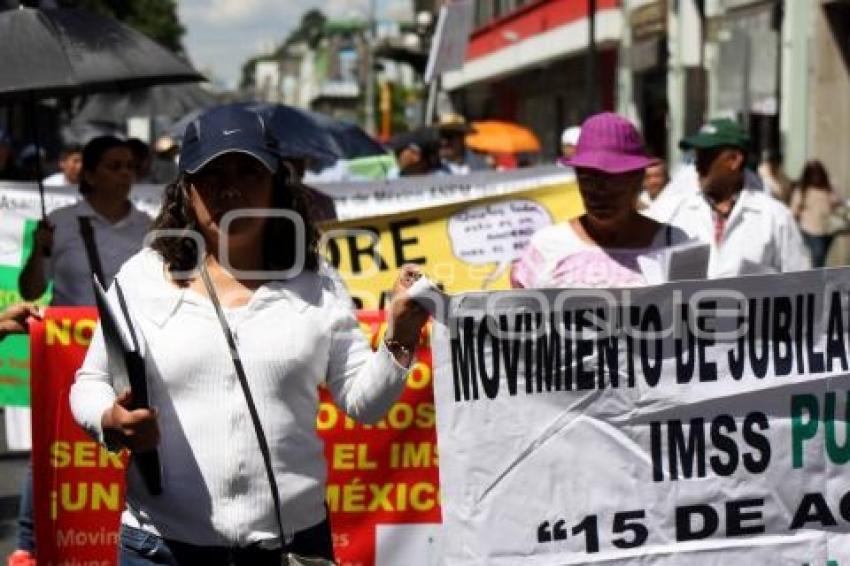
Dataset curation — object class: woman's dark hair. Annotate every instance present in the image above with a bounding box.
[79,136,129,195]
[149,165,320,281]
[799,160,831,191]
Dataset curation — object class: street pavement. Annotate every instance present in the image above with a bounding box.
[0,408,30,560]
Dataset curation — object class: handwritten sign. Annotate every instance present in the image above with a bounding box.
[447,199,551,287]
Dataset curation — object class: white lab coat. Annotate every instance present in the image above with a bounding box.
[646,164,766,223]
[667,183,811,278]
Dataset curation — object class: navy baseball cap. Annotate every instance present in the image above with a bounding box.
[179,105,279,174]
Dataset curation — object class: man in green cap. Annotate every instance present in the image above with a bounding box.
[667,118,810,277]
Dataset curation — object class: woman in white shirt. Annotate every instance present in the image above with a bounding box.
[70,106,428,565]
[790,160,842,268]
[513,113,687,289]
[19,136,150,305]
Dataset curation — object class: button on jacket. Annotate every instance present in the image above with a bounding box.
[70,249,409,547]
[668,184,811,277]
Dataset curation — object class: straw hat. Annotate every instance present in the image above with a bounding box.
[436,113,475,134]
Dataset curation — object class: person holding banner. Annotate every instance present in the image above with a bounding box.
[18,136,151,305]
[0,304,40,341]
[70,105,429,565]
[10,136,151,566]
[512,112,689,289]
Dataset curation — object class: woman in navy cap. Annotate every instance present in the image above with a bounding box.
[70,106,428,565]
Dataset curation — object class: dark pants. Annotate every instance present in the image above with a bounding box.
[16,462,35,553]
[803,232,834,268]
[118,520,334,566]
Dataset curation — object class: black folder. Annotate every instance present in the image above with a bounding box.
[92,275,162,495]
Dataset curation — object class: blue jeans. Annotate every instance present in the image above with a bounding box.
[803,232,834,268]
[119,520,334,566]
[16,462,35,553]
[118,526,279,566]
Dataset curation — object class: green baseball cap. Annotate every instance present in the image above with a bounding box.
[679,118,750,151]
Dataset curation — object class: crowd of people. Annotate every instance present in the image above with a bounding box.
[387,111,844,274]
[0,103,845,565]
[4,112,840,274]
[0,131,178,187]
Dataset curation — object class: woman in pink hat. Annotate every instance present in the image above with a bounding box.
[512,112,688,288]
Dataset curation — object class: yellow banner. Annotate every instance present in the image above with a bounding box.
[322,180,583,309]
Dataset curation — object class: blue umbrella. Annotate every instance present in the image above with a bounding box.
[304,111,387,159]
[170,103,387,171]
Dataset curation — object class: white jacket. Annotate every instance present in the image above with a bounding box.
[667,184,811,278]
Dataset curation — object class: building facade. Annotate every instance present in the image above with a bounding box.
[443,0,623,160]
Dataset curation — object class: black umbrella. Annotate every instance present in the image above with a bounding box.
[74,84,217,127]
[0,7,204,217]
[60,119,125,145]
[0,8,202,101]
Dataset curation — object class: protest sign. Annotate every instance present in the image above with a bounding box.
[431,269,850,564]
[315,165,574,220]
[30,309,439,565]
[0,212,41,406]
[323,180,582,309]
[30,307,126,565]
[322,312,441,565]
[0,181,163,219]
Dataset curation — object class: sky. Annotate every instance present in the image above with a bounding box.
[178,0,413,89]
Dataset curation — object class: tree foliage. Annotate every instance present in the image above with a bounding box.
[283,9,326,50]
[53,0,186,53]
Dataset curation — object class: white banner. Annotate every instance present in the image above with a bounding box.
[431,269,850,564]
[0,181,164,219]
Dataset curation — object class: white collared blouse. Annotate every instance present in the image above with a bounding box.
[70,248,409,546]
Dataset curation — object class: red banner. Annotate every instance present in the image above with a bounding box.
[29,308,440,565]
[30,307,127,566]
[324,312,440,565]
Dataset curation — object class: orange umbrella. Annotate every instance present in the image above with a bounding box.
[465,120,541,154]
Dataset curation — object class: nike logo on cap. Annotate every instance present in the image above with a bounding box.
[223,129,241,136]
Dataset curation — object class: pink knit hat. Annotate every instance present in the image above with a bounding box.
[563,112,655,174]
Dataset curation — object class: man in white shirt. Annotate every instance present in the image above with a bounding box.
[43,144,82,187]
[667,119,810,278]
